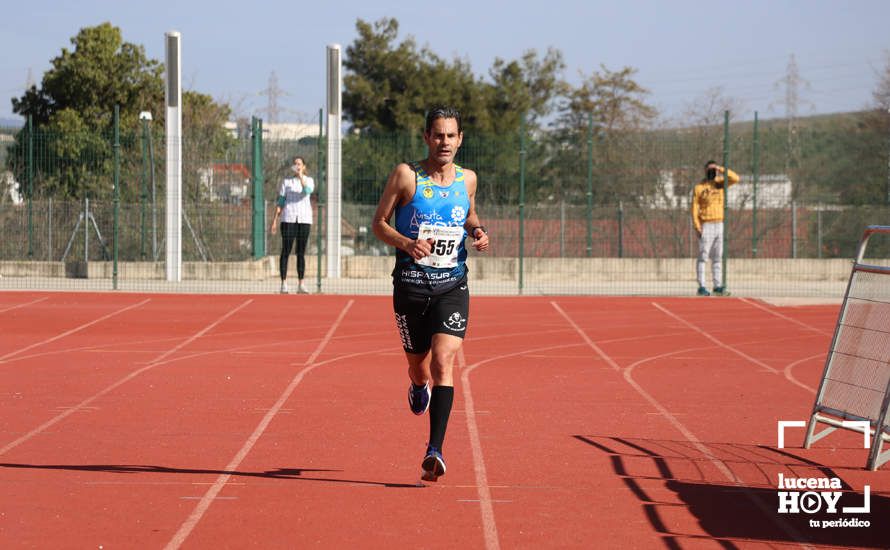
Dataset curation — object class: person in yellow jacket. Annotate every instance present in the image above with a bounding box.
[692,160,739,296]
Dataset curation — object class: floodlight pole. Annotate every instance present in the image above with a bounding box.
[165,31,182,281]
[325,44,342,278]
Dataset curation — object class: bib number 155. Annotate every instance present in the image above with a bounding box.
[417,224,463,269]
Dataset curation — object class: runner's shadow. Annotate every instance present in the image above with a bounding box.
[573,435,890,549]
[0,463,421,488]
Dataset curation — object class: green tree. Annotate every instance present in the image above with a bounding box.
[555,65,656,134]
[12,22,163,132]
[856,51,890,205]
[182,91,234,203]
[794,54,889,206]
[7,23,235,201]
[343,18,480,134]
[342,17,417,133]
[544,66,657,205]
[342,17,564,135]
[486,48,565,133]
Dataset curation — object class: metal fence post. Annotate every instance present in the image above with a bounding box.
[48,198,53,261]
[721,110,730,289]
[264,199,269,263]
[791,200,798,258]
[140,117,149,259]
[113,105,120,290]
[27,115,33,258]
[886,116,890,206]
[84,196,90,263]
[316,107,325,293]
[147,118,157,261]
[251,116,265,259]
[618,201,624,258]
[752,111,759,258]
[586,112,593,257]
[817,206,823,259]
[518,114,526,294]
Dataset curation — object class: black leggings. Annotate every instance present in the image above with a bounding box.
[280,222,311,280]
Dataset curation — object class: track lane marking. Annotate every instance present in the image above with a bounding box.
[0,296,48,314]
[651,302,780,374]
[783,354,823,394]
[462,342,584,550]
[164,299,353,550]
[656,300,829,394]
[552,301,815,550]
[0,298,151,363]
[739,298,833,337]
[0,299,251,457]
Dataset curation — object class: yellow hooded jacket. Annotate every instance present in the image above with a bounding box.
[692,168,740,233]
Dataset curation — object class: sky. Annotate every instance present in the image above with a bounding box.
[1,0,888,126]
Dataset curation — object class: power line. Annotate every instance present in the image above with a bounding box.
[258,71,288,123]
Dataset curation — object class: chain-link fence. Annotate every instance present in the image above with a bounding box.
[2,113,888,296]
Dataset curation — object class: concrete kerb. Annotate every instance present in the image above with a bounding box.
[0,257,850,302]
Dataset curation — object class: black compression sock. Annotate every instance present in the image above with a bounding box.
[428,386,454,450]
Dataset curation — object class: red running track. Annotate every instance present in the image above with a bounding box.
[0,292,887,549]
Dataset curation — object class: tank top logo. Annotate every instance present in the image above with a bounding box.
[408,209,445,231]
[422,186,434,199]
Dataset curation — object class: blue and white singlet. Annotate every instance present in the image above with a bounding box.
[392,162,470,294]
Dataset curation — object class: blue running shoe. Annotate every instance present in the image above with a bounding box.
[696,286,711,296]
[408,382,431,415]
[421,445,446,481]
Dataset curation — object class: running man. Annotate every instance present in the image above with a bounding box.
[371,106,490,481]
[692,160,739,296]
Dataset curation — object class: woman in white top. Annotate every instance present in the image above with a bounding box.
[270,156,314,294]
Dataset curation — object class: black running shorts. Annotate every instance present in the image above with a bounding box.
[392,281,470,355]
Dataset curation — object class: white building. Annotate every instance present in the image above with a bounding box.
[198,163,250,203]
[3,171,22,205]
[653,171,791,209]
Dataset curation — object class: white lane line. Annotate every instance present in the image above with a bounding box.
[783,353,823,394]
[548,302,741,484]
[460,348,500,550]
[549,302,619,372]
[552,301,814,549]
[461,341,583,550]
[0,298,151,363]
[655,301,827,395]
[164,299,353,550]
[148,301,254,366]
[0,299,252,458]
[6,326,567,367]
[0,296,48,314]
[739,297,833,336]
[651,302,780,374]
[84,481,247,486]
[617,344,742,483]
